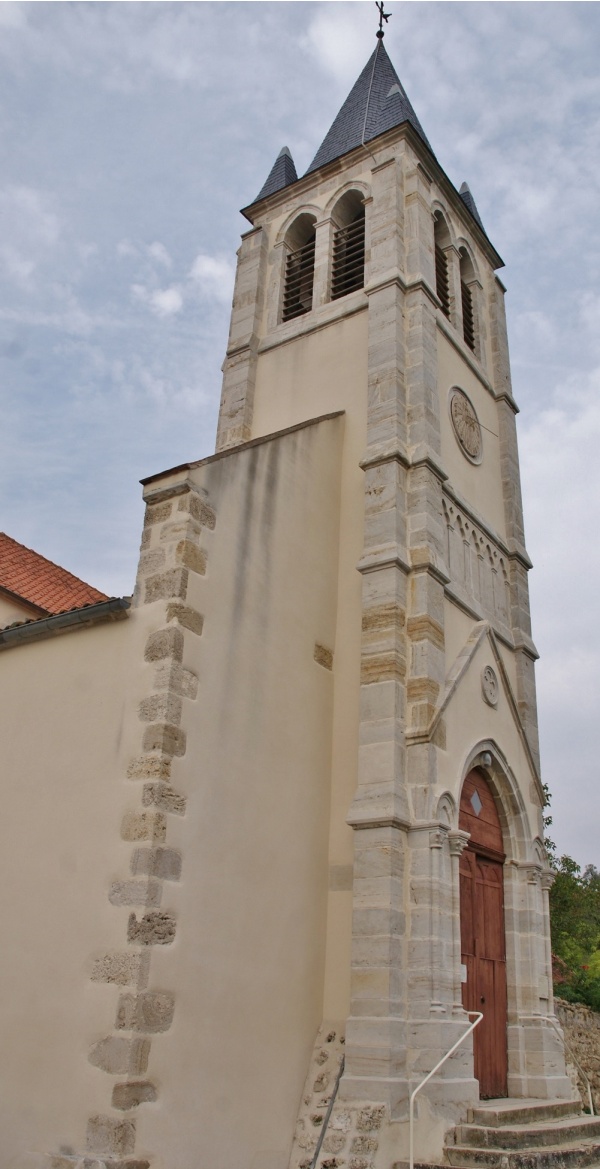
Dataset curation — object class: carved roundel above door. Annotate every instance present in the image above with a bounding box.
[449,387,483,464]
[481,665,499,707]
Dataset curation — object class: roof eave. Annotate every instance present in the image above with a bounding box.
[0,583,50,618]
[0,596,131,651]
[242,122,503,270]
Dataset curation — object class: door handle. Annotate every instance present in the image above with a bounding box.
[480,996,485,1004]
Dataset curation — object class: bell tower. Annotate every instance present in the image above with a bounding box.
[214,30,571,1169]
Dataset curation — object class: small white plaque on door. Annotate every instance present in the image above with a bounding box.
[460,963,467,983]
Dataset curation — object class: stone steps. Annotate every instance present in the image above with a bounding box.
[447,1099,600,1169]
[453,1117,600,1151]
[394,1098,600,1169]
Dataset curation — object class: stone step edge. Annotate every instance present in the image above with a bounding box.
[444,1139,600,1169]
[403,1162,599,1169]
[397,1152,597,1169]
[452,1117,600,1148]
[468,1100,582,1126]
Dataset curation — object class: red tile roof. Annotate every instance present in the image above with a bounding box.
[0,532,108,615]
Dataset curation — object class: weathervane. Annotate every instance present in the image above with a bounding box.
[376,1,391,39]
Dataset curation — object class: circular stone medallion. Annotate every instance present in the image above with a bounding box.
[481,665,498,707]
[449,387,483,464]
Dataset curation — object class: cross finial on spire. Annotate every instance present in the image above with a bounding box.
[376,1,391,39]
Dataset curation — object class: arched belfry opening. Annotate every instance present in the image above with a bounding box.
[459,769,508,1098]
[459,245,477,352]
[331,190,366,300]
[434,210,452,319]
[282,213,317,322]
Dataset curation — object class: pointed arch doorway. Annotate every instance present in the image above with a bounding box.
[459,770,508,1098]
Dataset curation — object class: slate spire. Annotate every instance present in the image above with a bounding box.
[305,39,432,176]
[255,145,298,202]
[459,182,485,232]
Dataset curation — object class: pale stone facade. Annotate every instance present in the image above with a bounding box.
[0,37,572,1169]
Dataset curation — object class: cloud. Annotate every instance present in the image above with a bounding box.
[0,248,35,285]
[189,254,235,303]
[0,302,112,337]
[0,186,60,287]
[78,243,99,264]
[117,239,138,260]
[150,287,183,317]
[147,241,172,268]
[131,283,183,318]
[0,3,214,92]
[0,3,26,29]
[520,355,600,858]
[303,7,373,85]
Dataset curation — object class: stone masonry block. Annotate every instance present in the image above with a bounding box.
[142,782,186,815]
[97,1162,150,1169]
[121,812,166,843]
[127,910,176,946]
[116,991,175,1033]
[138,693,182,725]
[314,644,333,670]
[86,1116,135,1156]
[112,1080,157,1111]
[360,648,406,683]
[362,601,406,640]
[177,493,216,529]
[175,540,206,575]
[137,548,166,576]
[351,1135,378,1154]
[88,1036,150,1076]
[180,668,198,699]
[115,993,138,1031]
[144,627,184,663]
[127,754,171,782]
[406,614,444,650]
[108,879,162,908]
[94,1161,150,1169]
[150,662,198,699]
[90,951,149,987]
[131,847,182,881]
[144,501,172,526]
[141,723,186,757]
[151,660,182,692]
[166,602,204,636]
[356,1106,385,1132]
[144,568,188,604]
[158,516,201,542]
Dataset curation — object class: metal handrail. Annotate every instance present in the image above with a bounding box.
[546,1016,595,1115]
[409,1012,483,1169]
[310,1054,345,1169]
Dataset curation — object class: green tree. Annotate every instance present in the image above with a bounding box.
[549,856,600,1011]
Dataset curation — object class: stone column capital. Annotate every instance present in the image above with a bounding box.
[520,862,542,886]
[448,830,470,857]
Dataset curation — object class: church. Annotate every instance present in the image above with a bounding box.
[2,26,594,1169]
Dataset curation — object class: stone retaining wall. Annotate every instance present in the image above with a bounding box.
[556,998,600,1111]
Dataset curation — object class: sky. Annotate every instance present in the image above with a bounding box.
[1,0,599,866]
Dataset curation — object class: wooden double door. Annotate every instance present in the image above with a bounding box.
[459,771,508,1099]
